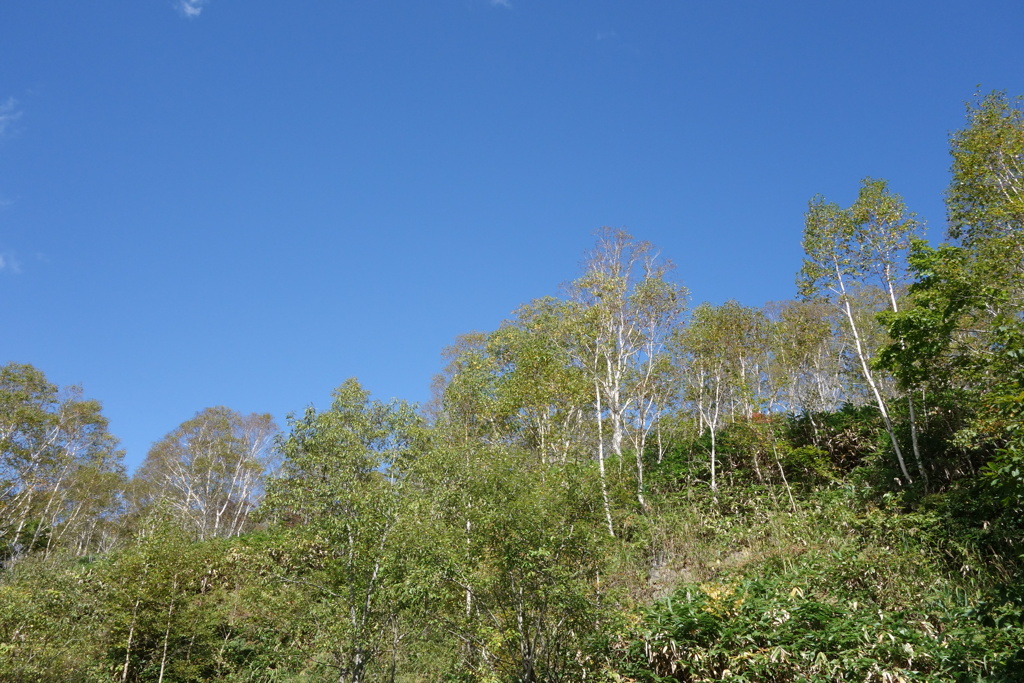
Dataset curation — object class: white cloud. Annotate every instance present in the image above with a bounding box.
[0,253,20,275]
[490,0,511,7]
[0,98,21,138]
[178,0,209,18]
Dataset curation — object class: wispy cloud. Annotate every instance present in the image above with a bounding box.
[0,98,21,138]
[490,0,511,8]
[595,30,618,42]
[178,0,210,18]
[0,252,22,275]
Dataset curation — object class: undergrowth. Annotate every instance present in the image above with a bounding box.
[606,483,1024,682]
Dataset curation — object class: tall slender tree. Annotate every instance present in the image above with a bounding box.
[799,180,923,484]
[674,301,766,490]
[566,228,687,518]
[879,91,1024,487]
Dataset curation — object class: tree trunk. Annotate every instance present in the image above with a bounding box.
[835,263,913,484]
[595,383,615,537]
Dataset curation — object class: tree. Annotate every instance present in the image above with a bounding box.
[947,91,1024,252]
[798,179,924,484]
[134,407,277,541]
[261,378,424,683]
[764,299,846,417]
[943,91,1024,352]
[433,230,685,529]
[431,309,591,467]
[0,362,125,561]
[403,437,611,682]
[879,91,1024,488]
[490,299,592,467]
[673,301,768,490]
[566,228,688,521]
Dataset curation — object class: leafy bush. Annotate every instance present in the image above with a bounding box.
[612,545,1024,682]
[782,445,835,483]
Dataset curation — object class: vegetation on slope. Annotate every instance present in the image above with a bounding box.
[1,90,1023,682]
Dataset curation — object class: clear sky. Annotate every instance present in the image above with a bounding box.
[2,1,1023,471]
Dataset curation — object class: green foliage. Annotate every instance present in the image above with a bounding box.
[650,414,854,494]
[6,90,1024,681]
[0,362,126,562]
[258,378,428,681]
[877,91,1024,495]
[980,390,1024,511]
[947,91,1024,247]
[0,526,275,682]
[132,407,278,541]
[405,441,616,682]
[798,178,921,302]
[613,493,1024,682]
[0,554,102,681]
[787,406,884,473]
[616,577,1024,681]
[263,377,424,523]
[782,446,834,483]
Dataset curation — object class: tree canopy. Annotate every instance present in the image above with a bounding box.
[3,90,1024,682]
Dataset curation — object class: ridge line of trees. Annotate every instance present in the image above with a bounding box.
[1,89,1021,682]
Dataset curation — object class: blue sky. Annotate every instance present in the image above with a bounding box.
[2,1,1023,471]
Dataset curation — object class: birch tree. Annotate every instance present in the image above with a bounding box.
[674,301,765,490]
[947,91,1024,253]
[0,363,125,561]
[136,407,278,540]
[878,92,1024,488]
[566,228,687,518]
[490,298,591,466]
[798,179,923,484]
[764,299,846,417]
